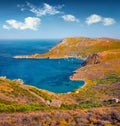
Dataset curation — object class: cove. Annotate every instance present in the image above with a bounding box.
[0,40,85,93]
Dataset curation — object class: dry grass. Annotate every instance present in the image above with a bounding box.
[0,107,119,126]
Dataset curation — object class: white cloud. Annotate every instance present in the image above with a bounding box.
[62,14,79,22]
[18,2,64,17]
[3,17,41,30]
[3,25,10,30]
[86,14,116,26]
[102,18,116,26]
[86,14,102,25]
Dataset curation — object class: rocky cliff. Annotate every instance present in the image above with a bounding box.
[82,53,101,66]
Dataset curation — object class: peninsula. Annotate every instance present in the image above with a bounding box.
[15,37,120,81]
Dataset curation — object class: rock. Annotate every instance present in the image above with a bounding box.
[49,100,62,108]
[0,76,6,79]
[103,98,119,104]
[111,98,119,103]
[75,91,79,94]
[14,79,24,84]
[108,98,119,103]
[46,100,51,105]
[82,53,101,66]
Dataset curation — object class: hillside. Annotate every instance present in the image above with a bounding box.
[1,37,120,125]
[0,77,120,125]
[15,37,120,59]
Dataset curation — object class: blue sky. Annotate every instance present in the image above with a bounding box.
[0,0,120,39]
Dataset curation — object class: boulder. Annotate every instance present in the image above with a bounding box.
[82,53,101,66]
[49,100,62,108]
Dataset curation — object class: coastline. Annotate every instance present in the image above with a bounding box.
[0,75,86,95]
[1,54,87,94]
[13,54,87,94]
[70,75,87,93]
[13,55,87,60]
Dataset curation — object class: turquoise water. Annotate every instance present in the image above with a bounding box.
[0,40,84,93]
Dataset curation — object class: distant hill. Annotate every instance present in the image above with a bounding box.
[16,37,120,59]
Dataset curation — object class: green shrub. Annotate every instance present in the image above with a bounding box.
[0,104,55,113]
[60,102,103,110]
[60,104,77,110]
[79,102,103,109]
[96,74,120,85]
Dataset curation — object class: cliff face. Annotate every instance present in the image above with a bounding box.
[82,53,101,66]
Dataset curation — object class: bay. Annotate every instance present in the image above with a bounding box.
[0,39,84,93]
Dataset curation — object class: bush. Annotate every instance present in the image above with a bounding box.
[96,74,120,85]
[60,102,103,110]
[0,104,55,113]
[79,102,103,109]
[60,104,77,110]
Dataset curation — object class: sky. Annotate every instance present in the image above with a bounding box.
[0,0,120,39]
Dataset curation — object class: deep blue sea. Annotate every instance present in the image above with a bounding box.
[0,39,84,93]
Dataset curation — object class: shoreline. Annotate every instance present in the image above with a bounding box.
[0,76,86,94]
[0,57,86,95]
[12,54,87,94]
[13,55,87,94]
[70,77,87,92]
[13,55,87,60]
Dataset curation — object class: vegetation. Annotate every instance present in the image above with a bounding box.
[29,87,52,101]
[96,74,120,85]
[0,104,55,113]
[0,107,119,126]
[61,102,103,110]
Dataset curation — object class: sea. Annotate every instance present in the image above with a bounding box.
[0,39,84,93]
